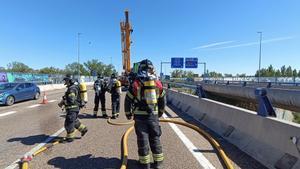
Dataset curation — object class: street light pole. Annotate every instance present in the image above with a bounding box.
[198,62,207,79]
[160,61,171,78]
[77,33,81,81]
[257,31,262,83]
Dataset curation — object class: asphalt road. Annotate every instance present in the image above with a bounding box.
[0,88,267,169]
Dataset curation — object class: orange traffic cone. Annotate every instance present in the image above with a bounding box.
[41,91,48,104]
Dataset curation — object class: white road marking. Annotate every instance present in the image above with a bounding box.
[27,104,41,108]
[5,127,65,169]
[163,114,216,169]
[0,111,17,117]
[48,99,58,103]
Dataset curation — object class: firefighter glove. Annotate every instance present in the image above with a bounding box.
[158,110,164,117]
[58,100,64,108]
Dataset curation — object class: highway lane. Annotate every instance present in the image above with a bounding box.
[1,88,267,169]
[0,89,66,168]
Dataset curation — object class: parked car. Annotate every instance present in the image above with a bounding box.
[0,82,40,106]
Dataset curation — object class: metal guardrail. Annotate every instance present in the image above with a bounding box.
[165,81,300,114]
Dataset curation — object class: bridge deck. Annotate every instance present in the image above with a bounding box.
[1,89,266,169]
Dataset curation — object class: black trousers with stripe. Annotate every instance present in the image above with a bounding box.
[134,114,163,163]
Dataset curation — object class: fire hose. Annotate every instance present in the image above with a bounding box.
[107,115,234,169]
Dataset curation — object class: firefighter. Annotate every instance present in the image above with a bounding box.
[108,73,122,119]
[124,59,166,169]
[93,74,108,118]
[58,75,88,142]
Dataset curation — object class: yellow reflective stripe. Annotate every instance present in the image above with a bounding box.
[78,124,86,132]
[139,154,151,164]
[66,131,76,138]
[144,80,155,86]
[134,110,158,115]
[137,86,141,101]
[127,92,134,99]
[65,105,78,109]
[160,90,166,98]
[153,153,164,161]
[68,93,76,97]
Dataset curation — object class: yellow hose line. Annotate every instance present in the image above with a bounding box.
[21,162,28,169]
[120,126,134,169]
[20,139,63,169]
[107,118,134,126]
[107,117,234,169]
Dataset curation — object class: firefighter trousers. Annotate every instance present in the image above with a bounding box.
[65,110,86,138]
[111,94,120,116]
[93,93,106,115]
[134,115,164,168]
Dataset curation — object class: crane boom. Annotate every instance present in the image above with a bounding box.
[120,10,132,74]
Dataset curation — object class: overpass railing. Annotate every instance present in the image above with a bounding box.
[165,81,300,115]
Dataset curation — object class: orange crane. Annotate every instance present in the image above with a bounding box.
[120,10,133,86]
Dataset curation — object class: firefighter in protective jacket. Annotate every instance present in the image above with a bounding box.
[108,73,122,119]
[93,74,108,118]
[125,59,166,169]
[58,75,88,142]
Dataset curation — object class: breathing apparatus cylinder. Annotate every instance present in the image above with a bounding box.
[143,80,157,104]
[79,83,88,103]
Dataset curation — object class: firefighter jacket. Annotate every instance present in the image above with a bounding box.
[110,79,122,96]
[94,79,107,95]
[63,84,81,111]
[125,79,166,116]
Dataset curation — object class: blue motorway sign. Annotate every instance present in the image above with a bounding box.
[185,57,198,68]
[171,57,184,68]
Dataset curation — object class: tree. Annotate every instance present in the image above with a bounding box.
[83,59,105,76]
[286,66,293,77]
[65,62,89,76]
[292,69,298,77]
[298,70,300,77]
[0,67,6,72]
[224,73,233,77]
[275,70,281,77]
[209,71,222,78]
[183,71,194,78]
[267,65,275,77]
[7,61,33,73]
[103,64,117,76]
[39,67,64,74]
[281,66,286,77]
[171,70,184,78]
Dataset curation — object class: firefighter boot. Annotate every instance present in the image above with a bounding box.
[93,111,98,118]
[81,127,88,137]
[139,163,150,169]
[152,161,163,169]
[102,111,108,118]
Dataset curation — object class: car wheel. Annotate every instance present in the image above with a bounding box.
[34,92,40,100]
[6,96,15,106]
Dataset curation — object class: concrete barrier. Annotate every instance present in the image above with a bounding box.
[38,82,94,92]
[167,89,300,169]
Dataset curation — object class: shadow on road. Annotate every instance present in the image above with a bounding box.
[47,154,140,169]
[7,134,66,145]
[7,134,50,145]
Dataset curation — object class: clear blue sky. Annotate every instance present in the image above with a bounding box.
[0,0,299,75]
